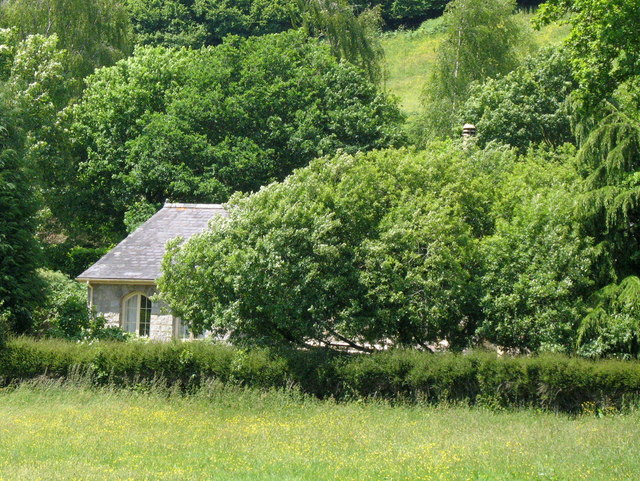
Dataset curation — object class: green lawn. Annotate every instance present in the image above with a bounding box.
[381,15,571,116]
[1,383,639,480]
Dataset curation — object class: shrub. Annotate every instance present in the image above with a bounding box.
[477,147,600,351]
[30,270,128,341]
[32,270,90,339]
[2,338,640,412]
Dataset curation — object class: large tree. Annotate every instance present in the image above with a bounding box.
[159,143,515,350]
[0,93,41,334]
[536,0,640,357]
[128,0,385,83]
[61,31,405,243]
[0,31,71,181]
[296,0,385,83]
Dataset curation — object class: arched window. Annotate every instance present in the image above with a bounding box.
[122,293,152,336]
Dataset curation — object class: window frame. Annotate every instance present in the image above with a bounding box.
[121,291,152,337]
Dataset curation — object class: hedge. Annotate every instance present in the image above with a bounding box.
[2,338,640,412]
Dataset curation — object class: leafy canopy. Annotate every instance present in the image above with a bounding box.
[536,0,640,103]
[533,0,640,357]
[478,146,600,352]
[159,143,516,350]
[578,276,640,358]
[461,47,577,150]
[0,92,41,333]
[61,30,405,243]
[127,0,296,48]
[296,0,385,83]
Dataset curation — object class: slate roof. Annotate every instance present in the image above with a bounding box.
[77,203,227,282]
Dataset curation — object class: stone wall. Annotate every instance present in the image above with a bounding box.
[90,283,174,341]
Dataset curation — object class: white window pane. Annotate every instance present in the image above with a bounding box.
[124,296,138,333]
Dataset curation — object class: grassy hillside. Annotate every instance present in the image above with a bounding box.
[382,14,571,116]
[1,383,639,480]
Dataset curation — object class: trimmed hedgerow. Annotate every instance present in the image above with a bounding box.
[1,338,640,412]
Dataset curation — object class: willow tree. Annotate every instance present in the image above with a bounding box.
[0,0,132,85]
[419,0,527,141]
[296,0,385,84]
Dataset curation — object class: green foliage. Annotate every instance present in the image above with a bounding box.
[3,338,640,412]
[159,143,515,350]
[32,270,90,339]
[42,244,111,278]
[382,10,570,118]
[31,270,130,341]
[0,32,70,130]
[578,276,640,359]
[572,90,640,278]
[0,31,70,170]
[461,47,577,150]
[125,0,542,48]
[127,0,297,48]
[544,0,640,357]
[536,0,640,103]
[0,338,289,389]
[419,0,528,141]
[63,31,405,242]
[123,200,160,233]
[362,1,542,29]
[0,307,9,349]
[478,147,600,351]
[0,32,84,260]
[297,0,385,83]
[384,0,450,25]
[568,88,640,359]
[0,102,41,333]
[0,0,132,83]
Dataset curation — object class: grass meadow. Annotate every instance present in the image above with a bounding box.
[1,381,639,481]
[381,14,571,116]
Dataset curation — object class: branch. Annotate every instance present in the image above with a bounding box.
[417,340,435,353]
[326,329,374,353]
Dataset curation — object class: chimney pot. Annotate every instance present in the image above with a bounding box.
[462,124,477,138]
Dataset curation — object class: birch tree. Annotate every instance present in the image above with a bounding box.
[419,0,526,141]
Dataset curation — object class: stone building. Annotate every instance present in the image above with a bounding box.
[77,203,227,340]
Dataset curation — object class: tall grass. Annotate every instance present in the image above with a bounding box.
[0,379,639,480]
